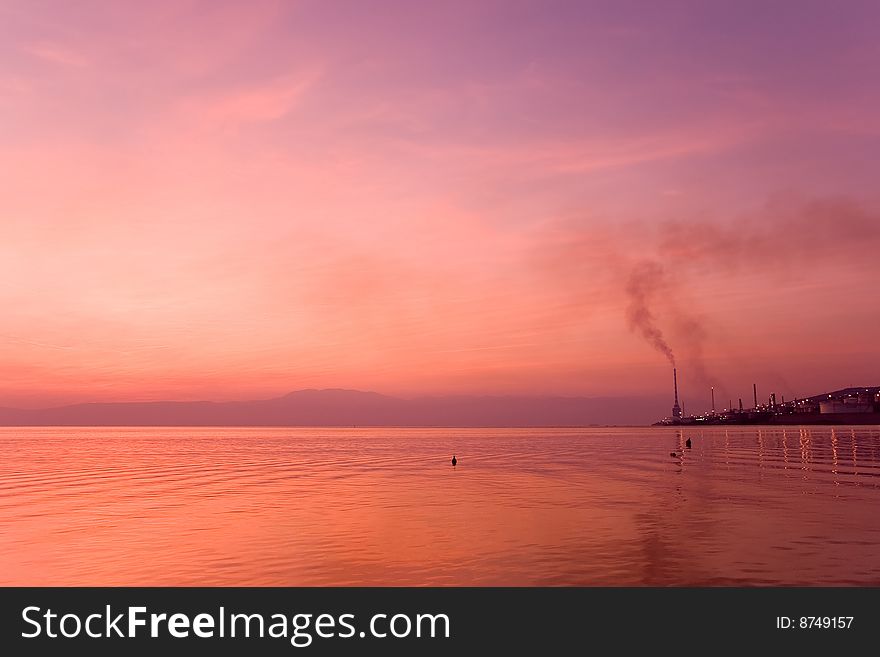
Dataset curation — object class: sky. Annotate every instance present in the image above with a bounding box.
[1,0,878,411]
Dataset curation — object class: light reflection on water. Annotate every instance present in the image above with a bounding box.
[1,426,879,586]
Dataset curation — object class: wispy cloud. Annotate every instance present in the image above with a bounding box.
[23,41,88,68]
[180,70,323,131]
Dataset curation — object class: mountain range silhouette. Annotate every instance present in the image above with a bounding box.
[0,389,667,426]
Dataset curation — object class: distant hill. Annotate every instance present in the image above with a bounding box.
[0,389,668,427]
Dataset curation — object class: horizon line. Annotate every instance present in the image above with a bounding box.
[0,387,671,411]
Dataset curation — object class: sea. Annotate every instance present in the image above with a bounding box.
[1,426,878,586]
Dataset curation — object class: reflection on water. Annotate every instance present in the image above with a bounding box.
[1,426,879,586]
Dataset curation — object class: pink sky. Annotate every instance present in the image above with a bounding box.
[1,1,878,410]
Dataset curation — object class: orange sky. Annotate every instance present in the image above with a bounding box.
[1,1,878,410]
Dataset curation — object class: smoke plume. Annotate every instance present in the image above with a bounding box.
[625,260,675,367]
[622,197,879,392]
[533,195,879,400]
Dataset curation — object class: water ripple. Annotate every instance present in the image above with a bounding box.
[0,426,879,585]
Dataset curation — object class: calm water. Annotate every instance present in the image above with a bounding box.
[1,426,879,586]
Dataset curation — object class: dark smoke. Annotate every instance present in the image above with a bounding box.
[658,197,880,270]
[534,196,879,397]
[623,197,880,391]
[625,260,675,367]
[671,313,724,398]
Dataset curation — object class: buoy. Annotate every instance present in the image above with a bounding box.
[451,455,457,466]
[670,452,677,457]
[685,438,692,448]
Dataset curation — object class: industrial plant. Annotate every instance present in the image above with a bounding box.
[655,368,880,425]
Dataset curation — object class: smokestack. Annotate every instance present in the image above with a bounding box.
[753,383,758,409]
[739,398,743,411]
[672,368,682,419]
[711,386,715,414]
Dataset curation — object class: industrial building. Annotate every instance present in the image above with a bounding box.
[655,370,880,426]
